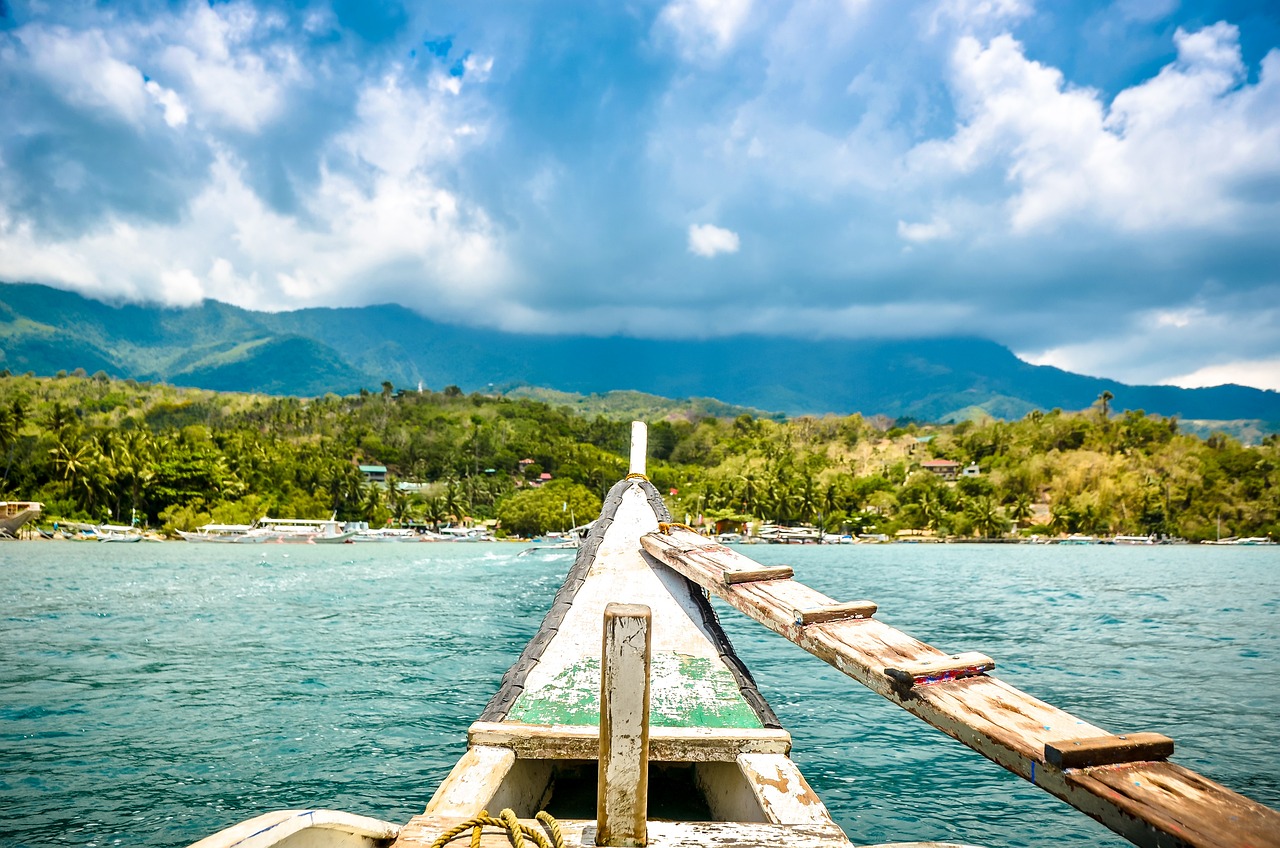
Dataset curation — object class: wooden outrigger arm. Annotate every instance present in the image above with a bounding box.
[641,527,1280,848]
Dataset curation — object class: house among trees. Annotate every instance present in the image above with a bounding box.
[359,464,388,484]
[920,459,961,480]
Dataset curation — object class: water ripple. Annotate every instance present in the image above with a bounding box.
[2,542,1276,848]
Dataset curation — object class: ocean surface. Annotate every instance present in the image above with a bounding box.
[1,541,1277,848]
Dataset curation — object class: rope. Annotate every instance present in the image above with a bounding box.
[658,521,699,535]
[625,472,649,481]
[428,809,566,848]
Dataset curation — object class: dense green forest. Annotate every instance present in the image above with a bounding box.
[0,373,1276,541]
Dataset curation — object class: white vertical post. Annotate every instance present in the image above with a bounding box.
[597,603,651,847]
[629,421,647,477]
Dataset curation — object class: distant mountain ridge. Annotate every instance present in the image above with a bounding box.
[2,282,1277,426]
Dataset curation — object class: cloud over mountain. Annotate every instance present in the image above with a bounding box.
[0,0,1277,390]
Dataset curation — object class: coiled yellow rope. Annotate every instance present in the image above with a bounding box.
[428,809,565,848]
[657,521,699,535]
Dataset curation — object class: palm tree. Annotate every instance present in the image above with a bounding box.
[1008,493,1034,527]
[0,404,18,490]
[921,490,946,534]
[443,478,464,524]
[49,437,90,484]
[43,401,75,436]
[424,496,447,532]
[966,495,1006,539]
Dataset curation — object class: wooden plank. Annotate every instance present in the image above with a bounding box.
[723,565,794,585]
[1065,762,1280,848]
[736,753,834,825]
[424,746,516,817]
[884,651,995,692]
[640,527,1280,848]
[467,722,792,761]
[1045,733,1174,769]
[393,816,854,848]
[597,604,651,847]
[793,601,877,626]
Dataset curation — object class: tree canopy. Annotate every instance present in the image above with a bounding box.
[1,373,1275,541]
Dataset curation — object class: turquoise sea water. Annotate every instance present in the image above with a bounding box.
[1,541,1277,848]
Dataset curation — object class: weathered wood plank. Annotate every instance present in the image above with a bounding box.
[640,527,1280,848]
[723,565,794,585]
[736,753,834,825]
[793,601,877,626]
[467,721,792,760]
[884,652,995,692]
[1065,762,1280,848]
[597,604,651,847]
[423,746,516,818]
[1046,733,1174,769]
[393,816,853,848]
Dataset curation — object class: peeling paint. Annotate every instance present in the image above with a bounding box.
[508,652,763,729]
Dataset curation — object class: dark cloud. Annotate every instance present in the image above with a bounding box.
[0,0,1277,388]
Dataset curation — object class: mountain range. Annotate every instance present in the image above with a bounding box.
[2,282,1277,426]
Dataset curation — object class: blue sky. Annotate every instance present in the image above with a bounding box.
[2,0,1279,390]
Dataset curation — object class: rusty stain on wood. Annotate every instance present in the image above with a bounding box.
[1045,733,1175,769]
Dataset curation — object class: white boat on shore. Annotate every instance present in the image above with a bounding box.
[436,525,494,542]
[177,523,255,543]
[350,527,422,542]
[240,517,356,544]
[98,523,145,542]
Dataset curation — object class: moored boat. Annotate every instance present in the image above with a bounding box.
[350,527,423,542]
[0,501,42,538]
[240,517,356,544]
[188,423,1280,848]
[177,523,255,543]
[98,523,145,542]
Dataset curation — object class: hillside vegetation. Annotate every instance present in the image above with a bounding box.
[0,373,1275,542]
[5,282,1280,425]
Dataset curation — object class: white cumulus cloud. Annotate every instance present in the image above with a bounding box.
[897,217,953,242]
[1165,360,1280,392]
[658,0,754,59]
[909,22,1280,233]
[688,223,741,257]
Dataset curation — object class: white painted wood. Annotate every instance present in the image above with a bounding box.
[189,810,398,848]
[693,762,767,823]
[423,746,516,817]
[486,759,555,817]
[393,816,854,848]
[514,485,759,730]
[629,422,647,476]
[598,604,652,847]
[736,754,833,825]
[467,722,791,760]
